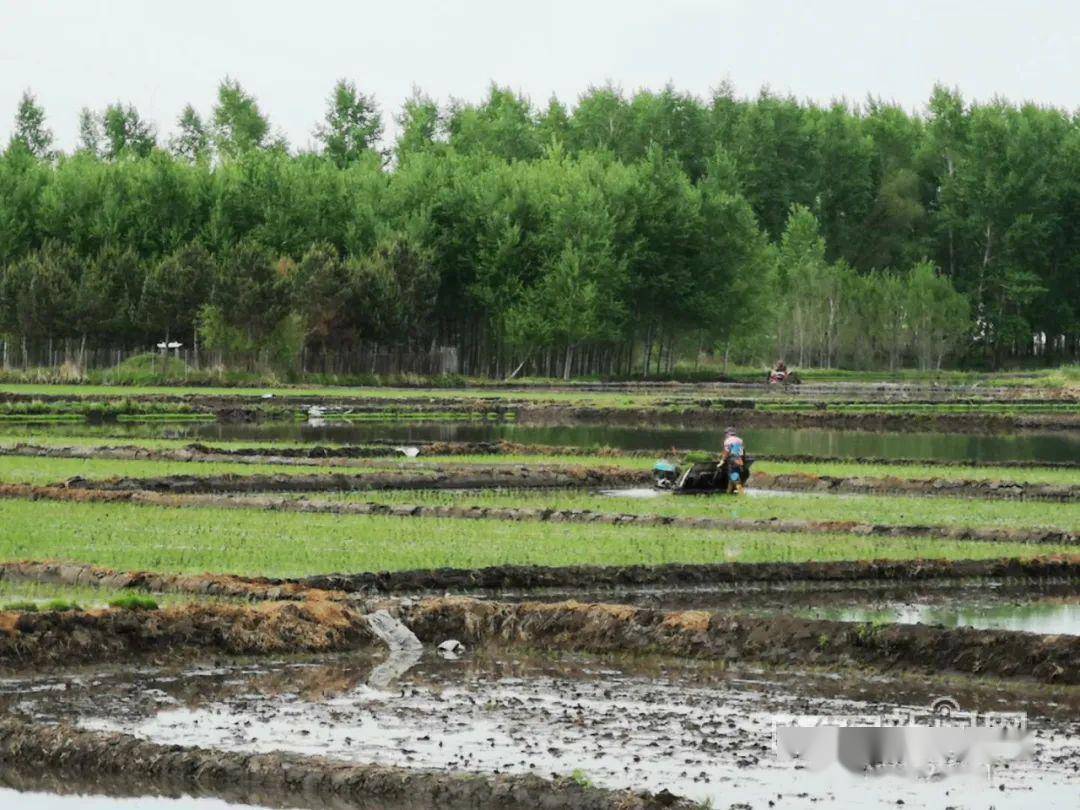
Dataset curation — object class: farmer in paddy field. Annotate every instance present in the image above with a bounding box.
[721,426,746,494]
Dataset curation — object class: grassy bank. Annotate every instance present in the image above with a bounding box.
[1,364,1077,390]
[0,581,208,611]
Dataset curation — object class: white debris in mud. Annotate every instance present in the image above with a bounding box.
[77,659,1080,809]
[597,487,666,499]
[437,639,465,659]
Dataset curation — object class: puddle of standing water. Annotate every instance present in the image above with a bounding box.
[494,583,1080,636]
[5,651,1076,810]
[0,789,273,809]
[4,420,1078,463]
[806,597,1080,635]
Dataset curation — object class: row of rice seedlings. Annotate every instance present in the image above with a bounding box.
[0,497,1072,579]
[293,487,1080,532]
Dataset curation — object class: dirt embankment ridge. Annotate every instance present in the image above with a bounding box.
[8,440,1080,470]
[53,464,649,494]
[8,557,1080,604]
[299,556,1080,594]
[402,597,1080,685]
[5,556,1078,602]
[0,720,691,810]
[750,471,1080,501]
[6,463,1076,501]
[0,560,345,602]
[0,600,376,669]
[1,561,1077,683]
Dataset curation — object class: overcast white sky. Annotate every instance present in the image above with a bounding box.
[1,0,1077,151]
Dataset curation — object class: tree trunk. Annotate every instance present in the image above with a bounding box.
[563,345,574,381]
[642,325,653,379]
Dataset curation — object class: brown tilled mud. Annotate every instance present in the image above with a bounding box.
[750,471,1079,500]
[402,596,1080,684]
[6,441,1080,480]
[298,556,1080,594]
[6,556,1079,602]
[0,600,376,668]
[50,464,649,494]
[0,719,690,810]
[11,457,1071,499]
[0,560,346,602]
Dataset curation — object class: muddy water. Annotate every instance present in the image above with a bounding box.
[807,597,1080,635]
[4,651,1077,809]
[0,789,274,809]
[492,583,1080,636]
[4,420,1078,462]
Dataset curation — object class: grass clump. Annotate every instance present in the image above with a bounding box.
[1,600,38,612]
[570,769,593,788]
[42,598,80,612]
[108,594,159,611]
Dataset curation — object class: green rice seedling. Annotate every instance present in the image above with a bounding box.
[0,497,1072,579]
[107,594,159,611]
[42,598,80,612]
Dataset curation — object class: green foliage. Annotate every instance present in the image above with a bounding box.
[212,77,277,158]
[8,89,54,160]
[315,79,384,166]
[773,207,972,369]
[570,769,593,788]
[170,104,210,163]
[43,598,80,612]
[0,81,1077,374]
[1,600,38,612]
[100,103,156,159]
[104,352,193,382]
[108,594,159,611]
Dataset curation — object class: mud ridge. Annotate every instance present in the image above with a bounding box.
[6,556,1080,604]
[33,464,1080,501]
[517,405,1080,433]
[44,464,648,494]
[0,600,378,669]
[751,471,1079,501]
[299,556,1080,594]
[6,557,1078,620]
[6,441,1080,473]
[0,719,691,810]
[0,560,347,603]
[402,596,1080,684]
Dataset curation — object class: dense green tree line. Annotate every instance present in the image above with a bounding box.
[0,78,1075,375]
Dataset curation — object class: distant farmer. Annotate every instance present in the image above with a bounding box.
[720,426,746,494]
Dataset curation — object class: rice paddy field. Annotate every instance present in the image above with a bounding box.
[0,379,1078,809]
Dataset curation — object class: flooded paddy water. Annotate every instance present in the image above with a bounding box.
[490,582,1080,636]
[2,419,1079,463]
[1,396,1078,808]
[3,648,1079,809]
[0,789,275,810]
